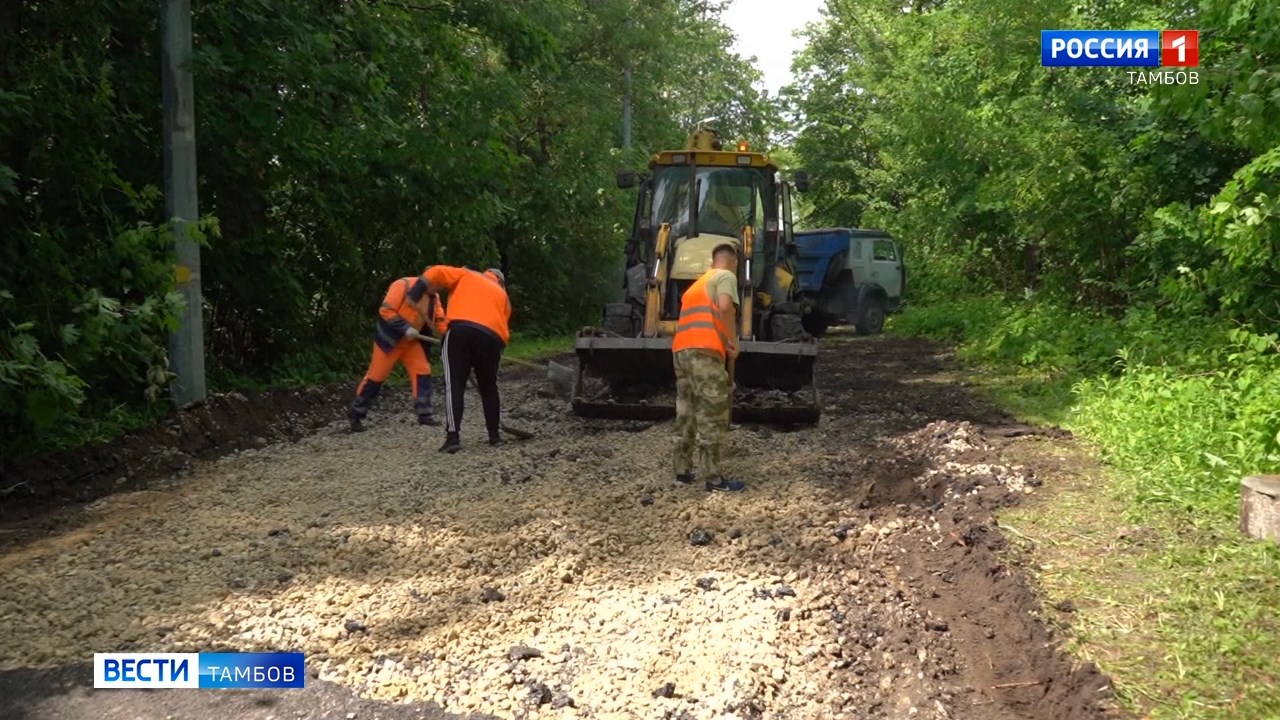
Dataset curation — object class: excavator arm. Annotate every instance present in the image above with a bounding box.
[739,225,755,340]
[642,223,672,337]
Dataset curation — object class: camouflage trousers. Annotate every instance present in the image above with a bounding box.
[673,349,730,479]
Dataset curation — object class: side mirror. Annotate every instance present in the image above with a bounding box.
[616,171,636,189]
[794,170,809,193]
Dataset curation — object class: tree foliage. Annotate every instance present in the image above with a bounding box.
[0,0,778,451]
[789,0,1280,322]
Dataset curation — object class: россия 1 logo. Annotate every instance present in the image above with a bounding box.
[1041,29,1200,85]
[1161,30,1199,67]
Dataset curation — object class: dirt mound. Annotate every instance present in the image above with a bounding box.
[0,384,348,529]
[853,419,1113,719]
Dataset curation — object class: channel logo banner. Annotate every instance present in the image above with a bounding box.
[94,653,199,688]
[1041,30,1160,67]
[94,652,305,689]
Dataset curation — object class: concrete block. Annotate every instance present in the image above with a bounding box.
[1241,475,1280,542]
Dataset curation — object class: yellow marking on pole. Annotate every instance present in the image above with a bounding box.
[175,265,192,284]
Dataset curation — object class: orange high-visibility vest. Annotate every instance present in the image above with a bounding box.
[672,269,734,359]
[381,277,447,335]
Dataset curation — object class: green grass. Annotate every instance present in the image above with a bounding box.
[999,471,1280,718]
[207,332,575,392]
[891,297,1280,719]
[505,332,575,361]
[0,400,171,464]
[953,362,1076,428]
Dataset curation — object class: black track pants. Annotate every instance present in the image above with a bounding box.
[441,323,503,438]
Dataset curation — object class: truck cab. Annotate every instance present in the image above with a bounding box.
[792,228,905,336]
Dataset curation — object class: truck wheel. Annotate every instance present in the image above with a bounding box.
[855,297,885,335]
[801,312,829,338]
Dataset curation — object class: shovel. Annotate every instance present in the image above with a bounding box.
[416,335,574,399]
[728,355,736,402]
[503,356,575,399]
[727,354,736,425]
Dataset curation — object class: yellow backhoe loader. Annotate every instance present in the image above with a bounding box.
[572,126,819,424]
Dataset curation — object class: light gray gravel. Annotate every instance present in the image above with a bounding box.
[0,336,1115,720]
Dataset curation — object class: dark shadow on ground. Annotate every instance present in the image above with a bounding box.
[0,661,492,720]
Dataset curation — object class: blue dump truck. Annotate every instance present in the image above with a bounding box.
[792,228,905,337]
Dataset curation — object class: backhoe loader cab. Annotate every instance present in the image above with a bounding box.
[573,128,819,424]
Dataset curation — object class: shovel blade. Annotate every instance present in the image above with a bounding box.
[546,361,574,399]
[500,422,535,439]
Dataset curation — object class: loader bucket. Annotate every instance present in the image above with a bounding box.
[731,339,821,424]
[571,330,820,425]
[572,333,679,421]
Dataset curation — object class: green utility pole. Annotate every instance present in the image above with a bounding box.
[161,0,206,407]
[623,17,632,150]
[623,63,632,150]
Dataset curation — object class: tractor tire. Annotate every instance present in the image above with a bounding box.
[802,311,829,338]
[602,303,635,337]
[855,296,886,335]
[769,309,806,342]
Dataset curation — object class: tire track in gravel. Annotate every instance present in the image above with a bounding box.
[0,332,1128,720]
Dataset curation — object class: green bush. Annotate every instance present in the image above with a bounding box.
[1075,326,1280,516]
[0,219,199,453]
[895,296,1280,525]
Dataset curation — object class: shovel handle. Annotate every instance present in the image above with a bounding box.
[418,334,544,371]
[499,355,546,371]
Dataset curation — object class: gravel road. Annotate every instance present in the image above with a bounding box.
[0,333,1126,720]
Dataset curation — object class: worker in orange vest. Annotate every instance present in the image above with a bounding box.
[418,265,512,453]
[671,243,745,492]
[349,275,448,432]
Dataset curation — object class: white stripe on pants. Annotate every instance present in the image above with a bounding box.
[442,330,456,432]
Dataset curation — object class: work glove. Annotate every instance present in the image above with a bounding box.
[404,327,423,342]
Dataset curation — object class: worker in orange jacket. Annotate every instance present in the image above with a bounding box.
[349,275,448,432]
[417,265,512,453]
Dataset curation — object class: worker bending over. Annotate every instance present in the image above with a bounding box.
[671,243,745,492]
[350,275,448,432]
[418,265,512,453]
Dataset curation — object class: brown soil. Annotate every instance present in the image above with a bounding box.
[0,332,1126,720]
[0,384,351,544]
[0,384,350,511]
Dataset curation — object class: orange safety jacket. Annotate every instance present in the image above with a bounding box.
[421,266,512,345]
[672,269,735,360]
[374,276,447,352]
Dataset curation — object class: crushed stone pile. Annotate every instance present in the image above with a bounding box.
[0,339,1112,720]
